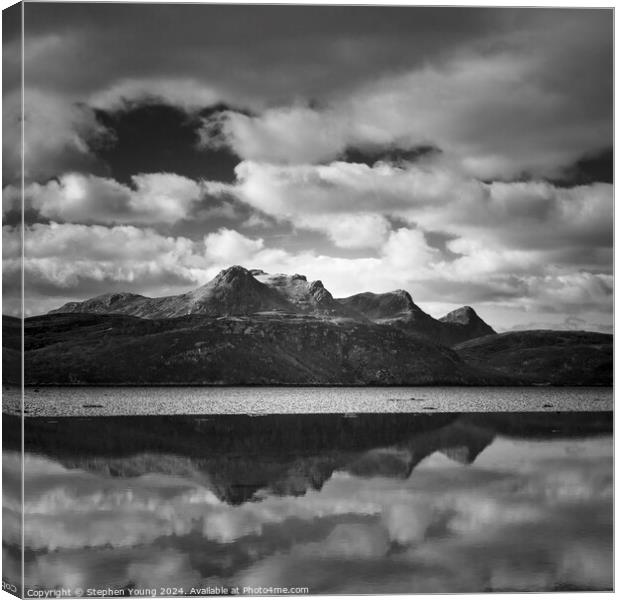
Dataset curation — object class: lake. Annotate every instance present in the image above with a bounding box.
[2,385,613,416]
[1,408,613,595]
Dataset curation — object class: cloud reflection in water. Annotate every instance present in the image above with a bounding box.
[4,412,612,594]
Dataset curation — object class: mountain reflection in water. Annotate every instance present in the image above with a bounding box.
[2,411,613,594]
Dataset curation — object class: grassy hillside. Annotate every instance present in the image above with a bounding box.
[4,313,610,386]
[15,312,508,385]
[454,330,612,385]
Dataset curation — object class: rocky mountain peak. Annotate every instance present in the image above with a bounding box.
[212,265,254,285]
[440,306,480,325]
[394,289,417,309]
[252,271,358,318]
[309,280,332,303]
[47,266,494,344]
[437,305,496,345]
[337,289,423,321]
[186,266,293,315]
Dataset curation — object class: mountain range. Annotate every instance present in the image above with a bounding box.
[3,265,612,385]
[49,265,494,345]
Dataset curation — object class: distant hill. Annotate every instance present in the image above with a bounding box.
[2,315,21,384]
[454,330,612,385]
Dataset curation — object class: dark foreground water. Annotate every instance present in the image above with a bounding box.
[2,410,613,595]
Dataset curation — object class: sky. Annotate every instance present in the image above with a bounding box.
[1,3,613,331]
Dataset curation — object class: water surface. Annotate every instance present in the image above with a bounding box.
[2,410,613,595]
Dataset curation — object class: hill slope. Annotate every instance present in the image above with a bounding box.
[454,330,612,385]
[16,312,509,385]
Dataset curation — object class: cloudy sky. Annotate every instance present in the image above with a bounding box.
[2,4,613,331]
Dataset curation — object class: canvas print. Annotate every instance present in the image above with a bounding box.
[1,3,613,597]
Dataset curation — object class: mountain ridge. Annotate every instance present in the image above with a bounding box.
[49,265,494,346]
[7,266,609,386]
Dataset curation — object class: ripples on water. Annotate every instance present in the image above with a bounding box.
[2,386,613,416]
[2,410,613,595]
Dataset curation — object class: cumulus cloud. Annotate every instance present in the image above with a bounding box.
[88,78,224,113]
[3,223,212,315]
[20,223,199,267]
[203,159,470,249]
[295,213,391,250]
[3,89,112,185]
[200,43,611,179]
[19,172,204,225]
[203,228,265,264]
[197,160,612,323]
[208,160,612,258]
[4,217,612,327]
[199,106,347,164]
[205,157,470,218]
[3,6,609,334]
[13,7,611,186]
[4,9,613,332]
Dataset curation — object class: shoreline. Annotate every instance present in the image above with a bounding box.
[4,386,613,418]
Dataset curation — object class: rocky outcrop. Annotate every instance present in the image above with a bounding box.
[337,289,421,320]
[438,305,496,345]
[337,290,443,342]
[336,292,496,345]
[253,271,363,319]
